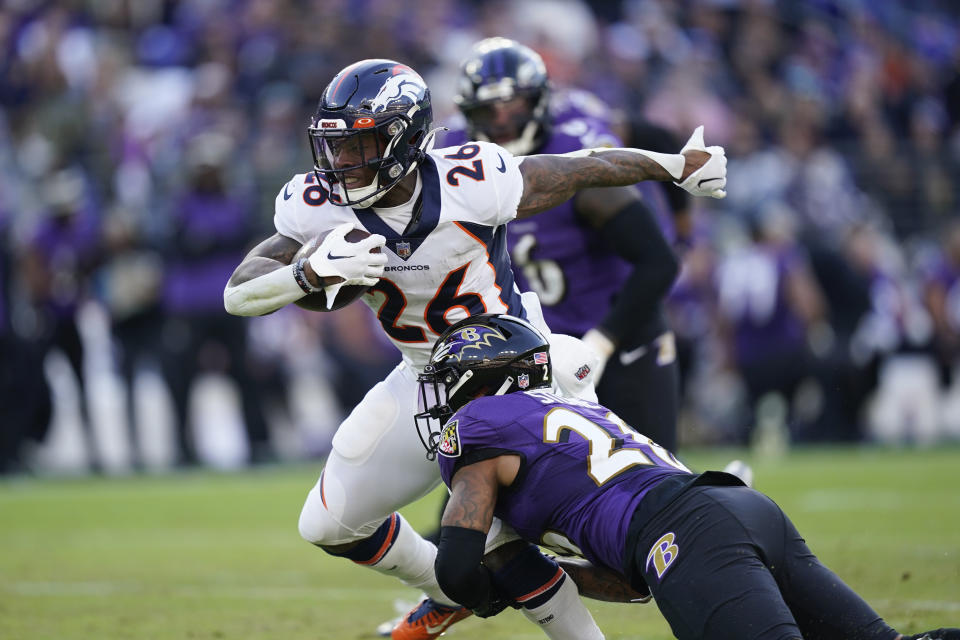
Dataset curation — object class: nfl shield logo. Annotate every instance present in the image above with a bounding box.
[396,241,411,258]
[518,373,530,389]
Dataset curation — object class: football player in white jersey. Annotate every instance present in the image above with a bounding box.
[223,58,726,640]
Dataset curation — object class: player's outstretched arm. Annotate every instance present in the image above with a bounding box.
[516,125,726,218]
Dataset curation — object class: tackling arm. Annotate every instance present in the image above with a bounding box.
[555,557,651,603]
[435,456,518,614]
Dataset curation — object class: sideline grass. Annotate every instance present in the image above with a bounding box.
[1,447,957,639]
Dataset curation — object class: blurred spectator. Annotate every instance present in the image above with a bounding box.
[0,206,52,474]
[923,220,960,383]
[20,168,102,471]
[715,204,827,444]
[2,0,960,467]
[96,204,165,470]
[848,222,937,444]
[159,132,275,467]
[800,223,875,443]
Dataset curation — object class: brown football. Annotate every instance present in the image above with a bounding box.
[294,227,379,312]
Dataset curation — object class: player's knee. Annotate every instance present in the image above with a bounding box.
[298,498,334,545]
[298,484,357,547]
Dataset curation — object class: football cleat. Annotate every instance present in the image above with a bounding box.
[390,598,472,640]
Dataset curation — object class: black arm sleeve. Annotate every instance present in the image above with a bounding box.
[597,199,680,344]
[435,526,495,610]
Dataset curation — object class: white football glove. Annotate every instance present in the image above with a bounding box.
[308,222,387,309]
[675,126,727,199]
[581,328,616,383]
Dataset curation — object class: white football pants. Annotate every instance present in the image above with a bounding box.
[298,291,601,546]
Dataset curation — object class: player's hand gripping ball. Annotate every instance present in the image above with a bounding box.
[294,227,381,312]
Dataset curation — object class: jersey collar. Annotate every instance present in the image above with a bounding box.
[353,155,441,261]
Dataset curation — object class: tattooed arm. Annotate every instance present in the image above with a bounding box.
[516,125,726,218]
[441,455,519,532]
[555,557,651,603]
[434,456,519,613]
[516,149,703,218]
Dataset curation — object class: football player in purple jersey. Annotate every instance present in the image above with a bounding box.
[224,57,726,640]
[421,313,959,640]
[445,37,683,451]
[424,314,960,640]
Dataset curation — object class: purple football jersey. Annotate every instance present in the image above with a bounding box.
[29,205,101,318]
[444,90,673,337]
[718,244,808,365]
[436,389,691,571]
[926,257,960,332]
[163,193,251,313]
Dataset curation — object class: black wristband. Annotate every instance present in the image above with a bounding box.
[293,258,323,294]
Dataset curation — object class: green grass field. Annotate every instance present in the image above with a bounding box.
[1,447,958,640]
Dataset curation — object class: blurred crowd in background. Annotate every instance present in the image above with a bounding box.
[2,0,960,475]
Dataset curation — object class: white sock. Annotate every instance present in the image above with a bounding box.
[520,574,604,640]
[367,513,458,606]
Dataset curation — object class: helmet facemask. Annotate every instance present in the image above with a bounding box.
[460,89,549,156]
[455,37,552,156]
[308,114,417,208]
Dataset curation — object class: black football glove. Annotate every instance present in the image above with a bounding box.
[471,588,520,619]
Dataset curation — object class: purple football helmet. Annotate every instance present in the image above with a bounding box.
[454,37,551,155]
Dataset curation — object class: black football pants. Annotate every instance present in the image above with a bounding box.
[632,484,899,640]
[598,330,679,451]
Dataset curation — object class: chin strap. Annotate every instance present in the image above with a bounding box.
[446,370,475,404]
[493,376,515,396]
[422,126,446,152]
[402,125,446,180]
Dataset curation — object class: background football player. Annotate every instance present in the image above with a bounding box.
[444,37,683,451]
[223,58,726,640]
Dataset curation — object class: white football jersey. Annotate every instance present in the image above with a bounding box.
[274,141,528,368]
